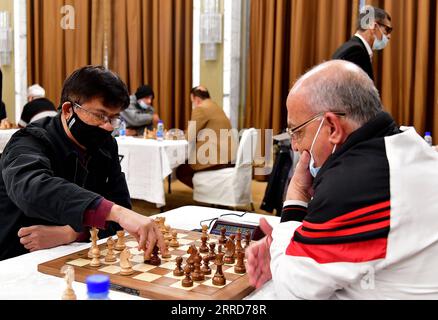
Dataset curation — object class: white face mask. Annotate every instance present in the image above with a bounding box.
[138,100,152,111]
[309,117,337,178]
[372,24,389,51]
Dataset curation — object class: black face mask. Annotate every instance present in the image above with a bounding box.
[67,110,112,151]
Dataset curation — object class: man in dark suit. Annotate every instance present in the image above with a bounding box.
[332,6,392,81]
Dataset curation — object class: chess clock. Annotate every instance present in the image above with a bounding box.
[209,218,265,241]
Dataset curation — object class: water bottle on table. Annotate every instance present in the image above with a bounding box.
[119,119,126,138]
[424,132,433,147]
[157,120,164,141]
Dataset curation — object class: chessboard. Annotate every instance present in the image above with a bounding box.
[38,228,254,300]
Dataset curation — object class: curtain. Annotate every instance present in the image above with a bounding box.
[28,0,193,129]
[109,0,193,129]
[245,0,359,134]
[368,0,438,137]
[27,0,105,107]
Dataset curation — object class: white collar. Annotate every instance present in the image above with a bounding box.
[355,33,373,60]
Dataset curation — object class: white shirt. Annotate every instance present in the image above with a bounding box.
[354,32,373,61]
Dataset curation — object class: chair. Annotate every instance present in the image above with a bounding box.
[193,128,258,209]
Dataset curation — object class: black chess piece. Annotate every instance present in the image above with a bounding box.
[173,256,184,277]
[149,245,161,266]
[182,264,193,288]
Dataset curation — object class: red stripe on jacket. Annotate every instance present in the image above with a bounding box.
[286,238,388,264]
[303,210,390,231]
[297,219,390,238]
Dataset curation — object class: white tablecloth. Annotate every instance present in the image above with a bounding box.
[0,129,19,153]
[116,137,188,207]
[0,206,279,300]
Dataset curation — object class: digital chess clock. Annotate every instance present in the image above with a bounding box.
[209,218,265,241]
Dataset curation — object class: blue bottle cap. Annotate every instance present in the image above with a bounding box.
[86,275,110,294]
[425,132,431,136]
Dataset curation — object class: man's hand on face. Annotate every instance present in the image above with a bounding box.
[18,225,79,252]
[286,151,314,202]
[246,218,274,289]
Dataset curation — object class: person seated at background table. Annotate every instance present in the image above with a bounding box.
[176,86,237,189]
[0,101,6,122]
[246,60,438,299]
[0,66,165,261]
[120,85,160,136]
[18,84,57,128]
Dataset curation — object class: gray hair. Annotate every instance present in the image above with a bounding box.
[292,60,383,125]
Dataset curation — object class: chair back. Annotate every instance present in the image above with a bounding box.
[235,128,258,168]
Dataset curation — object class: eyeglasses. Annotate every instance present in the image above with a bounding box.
[377,22,393,35]
[286,112,346,141]
[72,102,122,129]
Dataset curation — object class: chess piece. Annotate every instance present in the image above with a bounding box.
[164,225,172,241]
[201,255,211,275]
[244,231,251,249]
[105,237,117,263]
[182,264,193,288]
[120,248,134,276]
[224,236,236,264]
[149,245,161,266]
[235,229,243,258]
[208,242,217,261]
[191,255,205,281]
[115,230,126,251]
[61,265,77,300]
[173,257,184,277]
[199,233,209,253]
[161,240,172,259]
[156,217,166,234]
[234,250,246,274]
[186,245,198,265]
[90,246,101,267]
[169,230,180,248]
[213,253,226,286]
[219,227,227,245]
[88,228,99,258]
[201,224,209,240]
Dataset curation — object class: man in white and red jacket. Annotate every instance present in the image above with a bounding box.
[247,60,438,299]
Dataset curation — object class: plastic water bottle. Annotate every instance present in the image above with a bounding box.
[86,274,110,300]
[156,120,164,141]
[119,119,126,138]
[424,132,433,147]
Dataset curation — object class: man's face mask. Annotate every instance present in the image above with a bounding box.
[309,117,337,178]
[372,24,389,51]
[138,100,153,111]
[67,107,112,151]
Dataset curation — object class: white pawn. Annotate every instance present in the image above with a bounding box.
[105,237,117,263]
[90,247,101,267]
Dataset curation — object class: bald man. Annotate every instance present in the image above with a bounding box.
[246,60,438,299]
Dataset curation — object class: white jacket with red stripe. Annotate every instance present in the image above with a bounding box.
[271,114,438,300]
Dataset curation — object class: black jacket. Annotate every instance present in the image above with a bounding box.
[0,115,131,260]
[332,36,374,81]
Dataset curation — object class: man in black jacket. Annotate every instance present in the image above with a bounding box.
[0,66,165,260]
[332,6,392,81]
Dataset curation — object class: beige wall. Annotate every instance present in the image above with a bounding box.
[0,0,15,122]
[199,0,224,107]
